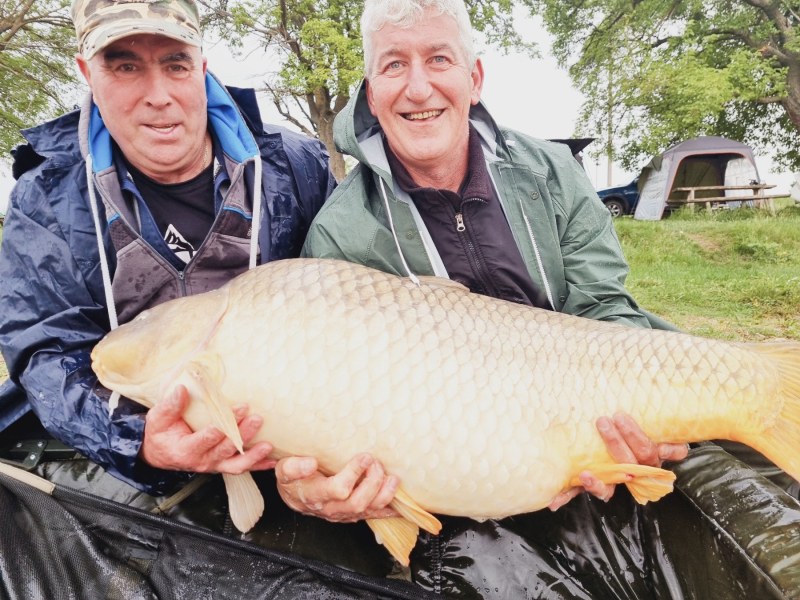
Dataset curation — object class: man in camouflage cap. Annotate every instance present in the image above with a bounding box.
[72,0,202,59]
[0,0,335,538]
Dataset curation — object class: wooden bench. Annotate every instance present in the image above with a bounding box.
[668,184,783,213]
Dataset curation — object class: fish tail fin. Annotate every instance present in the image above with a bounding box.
[738,341,800,482]
[366,488,442,566]
[222,472,265,532]
[570,463,677,504]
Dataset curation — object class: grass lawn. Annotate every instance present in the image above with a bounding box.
[615,202,800,341]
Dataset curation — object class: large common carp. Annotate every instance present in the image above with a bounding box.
[91,258,800,565]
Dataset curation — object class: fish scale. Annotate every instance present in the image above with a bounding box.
[92,257,800,565]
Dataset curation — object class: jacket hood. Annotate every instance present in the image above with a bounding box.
[77,70,260,172]
[333,79,511,171]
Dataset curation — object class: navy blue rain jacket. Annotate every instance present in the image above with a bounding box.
[0,83,335,493]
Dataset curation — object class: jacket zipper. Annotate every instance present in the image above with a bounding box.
[454,199,499,297]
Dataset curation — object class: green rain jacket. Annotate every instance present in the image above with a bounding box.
[303,81,658,329]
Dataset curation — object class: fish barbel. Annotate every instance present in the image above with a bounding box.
[91,258,800,565]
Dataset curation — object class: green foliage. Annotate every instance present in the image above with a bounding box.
[0,0,82,159]
[533,0,800,170]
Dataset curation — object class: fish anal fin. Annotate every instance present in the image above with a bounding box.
[222,472,265,532]
[366,518,419,567]
[178,353,243,453]
[390,487,442,535]
[365,488,441,566]
[569,463,677,504]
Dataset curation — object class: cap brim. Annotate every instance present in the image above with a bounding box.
[81,20,201,59]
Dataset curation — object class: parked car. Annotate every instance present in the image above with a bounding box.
[597,177,640,217]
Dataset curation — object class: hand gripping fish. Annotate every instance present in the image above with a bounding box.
[91,258,800,566]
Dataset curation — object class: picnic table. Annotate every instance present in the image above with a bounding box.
[668,183,783,213]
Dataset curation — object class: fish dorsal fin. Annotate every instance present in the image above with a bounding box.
[417,276,469,293]
[366,487,442,565]
[223,473,265,533]
[177,352,244,453]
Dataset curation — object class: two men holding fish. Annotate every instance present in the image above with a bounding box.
[0,0,696,595]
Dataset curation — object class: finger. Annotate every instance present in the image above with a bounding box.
[548,487,582,511]
[579,471,616,502]
[275,456,318,485]
[369,474,400,511]
[596,416,637,464]
[216,442,274,475]
[613,413,660,466]
[146,385,190,431]
[232,404,249,424]
[185,425,227,456]
[238,414,264,445]
[658,442,690,462]
[326,454,374,502]
[344,461,390,513]
[250,457,278,471]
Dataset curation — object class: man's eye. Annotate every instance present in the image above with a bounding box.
[388,61,402,70]
[117,63,137,72]
[432,56,448,64]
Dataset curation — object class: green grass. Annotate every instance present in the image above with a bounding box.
[615,202,800,341]
[0,203,798,385]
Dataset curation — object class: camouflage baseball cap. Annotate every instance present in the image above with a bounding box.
[71,0,202,60]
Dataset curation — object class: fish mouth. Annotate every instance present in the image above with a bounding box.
[402,109,443,121]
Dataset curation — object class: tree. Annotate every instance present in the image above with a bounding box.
[0,0,79,160]
[198,0,538,180]
[534,0,800,171]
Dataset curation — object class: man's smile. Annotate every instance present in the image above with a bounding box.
[403,109,443,121]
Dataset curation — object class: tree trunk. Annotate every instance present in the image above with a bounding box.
[782,61,800,134]
[317,115,346,182]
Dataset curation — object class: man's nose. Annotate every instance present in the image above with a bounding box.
[404,62,433,102]
[142,70,173,107]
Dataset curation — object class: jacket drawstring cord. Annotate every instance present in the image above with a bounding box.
[249,155,262,269]
[85,156,122,414]
[378,177,420,287]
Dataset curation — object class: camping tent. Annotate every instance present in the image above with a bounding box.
[633,136,761,220]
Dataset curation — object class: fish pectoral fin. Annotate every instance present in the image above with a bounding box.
[569,463,677,504]
[222,472,265,532]
[390,487,442,535]
[181,353,244,453]
[366,518,419,567]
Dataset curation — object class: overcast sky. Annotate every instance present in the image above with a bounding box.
[0,17,794,214]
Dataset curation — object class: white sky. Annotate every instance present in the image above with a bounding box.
[0,16,794,214]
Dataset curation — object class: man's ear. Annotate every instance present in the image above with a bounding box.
[76,54,91,85]
[470,58,484,106]
[365,79,378,117]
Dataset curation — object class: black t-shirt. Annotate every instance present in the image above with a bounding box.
[128,163,215,264]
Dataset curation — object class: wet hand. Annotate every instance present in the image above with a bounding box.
[275,453,400,522]
[140,384,275,474]
[548,412,689,510]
